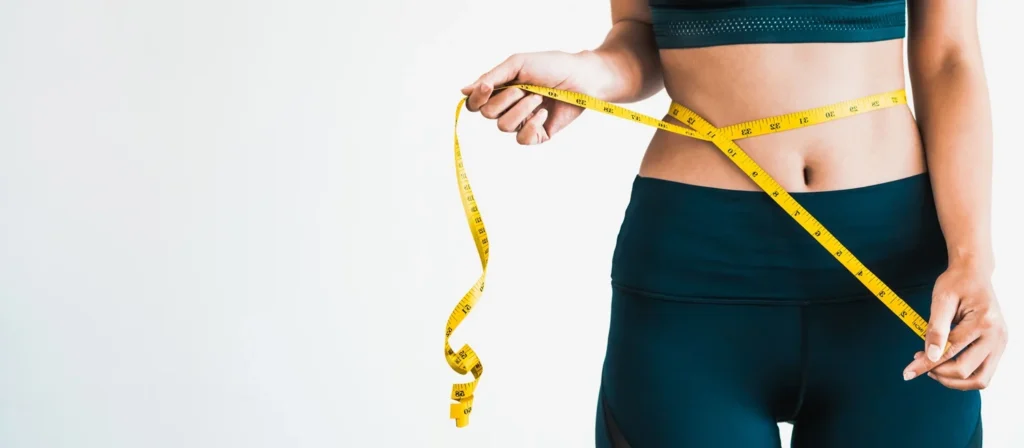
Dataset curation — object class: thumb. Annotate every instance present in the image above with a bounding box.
[925,290,958,361]
[462,55,525,94]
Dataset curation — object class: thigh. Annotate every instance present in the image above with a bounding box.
[596,288,801,448]
[794,288,982,448]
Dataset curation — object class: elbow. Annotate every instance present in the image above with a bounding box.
[909,41,982,85]
[933,45,976,78]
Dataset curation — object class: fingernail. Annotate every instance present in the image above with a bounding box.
[927,344,941,361]
[903,370,916,381]
[914,352,923,360]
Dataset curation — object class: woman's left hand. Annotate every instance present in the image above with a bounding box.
[902,265,1009,390]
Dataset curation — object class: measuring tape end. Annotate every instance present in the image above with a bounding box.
[450,399,473,428]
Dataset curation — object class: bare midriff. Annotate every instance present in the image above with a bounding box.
[639,39,926,192]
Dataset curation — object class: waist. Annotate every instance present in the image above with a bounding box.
[659,38,908,125]
[643,40,922,191]
[642,56,924,190]
[610,173,948,303]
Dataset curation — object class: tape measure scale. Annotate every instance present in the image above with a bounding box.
[446,83,932,428]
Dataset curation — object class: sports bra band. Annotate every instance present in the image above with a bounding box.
[650,1,907,49]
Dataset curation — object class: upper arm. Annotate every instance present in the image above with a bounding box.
[907,0,981,74]
[611,0,652,25]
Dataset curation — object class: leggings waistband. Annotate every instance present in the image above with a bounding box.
[610,173,948,303]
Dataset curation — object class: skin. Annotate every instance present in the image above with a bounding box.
[461,0,1007,391]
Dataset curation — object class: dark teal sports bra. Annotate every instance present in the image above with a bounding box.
[649,0,906,48]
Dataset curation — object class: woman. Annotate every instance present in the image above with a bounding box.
[460,0,1008,446]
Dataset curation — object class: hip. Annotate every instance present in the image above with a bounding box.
[610,172,947,303]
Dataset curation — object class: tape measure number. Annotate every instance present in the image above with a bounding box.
[445,83,934,428]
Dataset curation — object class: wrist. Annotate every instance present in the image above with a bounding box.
[572,49,619,99]
[947,245,995,276]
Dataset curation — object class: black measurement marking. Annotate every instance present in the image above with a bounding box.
[799,117,809,124]
[671,108,679,115]
[751,171,758,177]
[603,106,614,113]
[856,270,863,276]
[770,122,781,130]
[631,114,640,121]
[687,117,696,125]
[825,111,836,118]
[879,291,886,297]
[741,128,752,135]
[814,230,821,237]
[455,390,465,397]
[793,210,800,216]
[771,190,779,197]
[849,105,859,113]
[892,96,899,103]
[447,327,453,336]
[576,98,586,106]
[900,310,907,318]
[871,100,880,107]
[547,91,558,98]
[835,249,843,256]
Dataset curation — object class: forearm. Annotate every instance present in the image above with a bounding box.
[578,19,663,104]
[910,53,994,273]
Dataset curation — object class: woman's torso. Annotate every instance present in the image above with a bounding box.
[640,35,925,192]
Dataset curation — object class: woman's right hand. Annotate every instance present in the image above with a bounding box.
[461,50,608,145]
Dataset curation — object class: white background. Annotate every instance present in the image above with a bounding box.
[0,0,1020,447]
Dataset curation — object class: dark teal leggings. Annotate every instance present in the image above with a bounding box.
[596,174,982,447]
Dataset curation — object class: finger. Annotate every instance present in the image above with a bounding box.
[903,322,981,379]
[480,87,527,119]
[517,108,549,145]
[925,290,959,361]
[496,94,544,133]
[544,99,587,137]
[466,83,494,112]
[978,342,1007,386]
[927,357,994,391]
[475,55,524,90]
[930,338,990,380]
[462,55,524,100]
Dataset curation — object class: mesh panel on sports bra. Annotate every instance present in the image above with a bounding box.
[648,0,906,48]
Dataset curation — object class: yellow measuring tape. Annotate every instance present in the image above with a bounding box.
[445,84,934,428]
